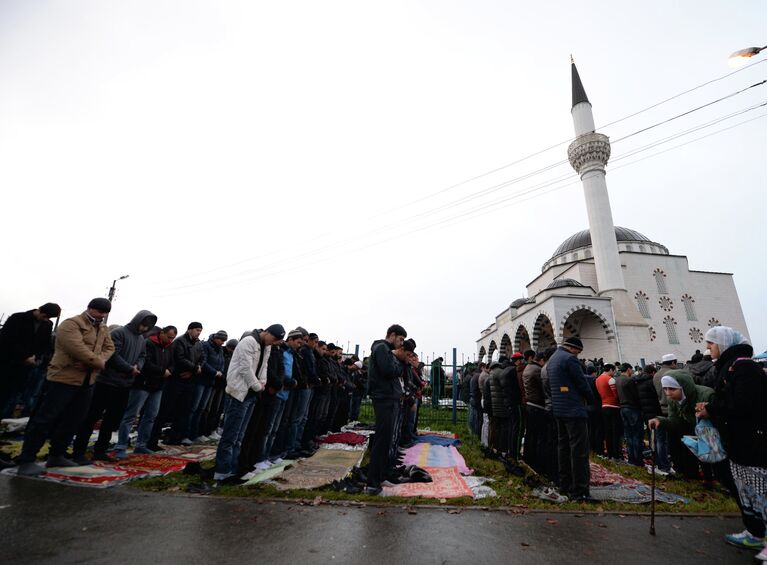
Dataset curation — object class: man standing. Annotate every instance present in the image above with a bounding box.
[365,324,409,494]
[16,298,114,475]
[166,322,204,445]
[213,325,284,484]
[595,364,622,459]
[0,302,61,418]
[522,352,546,472]
[615,363,643,466]
[191,330,228,442]
[547,337,595,502]
[73,309,157,462]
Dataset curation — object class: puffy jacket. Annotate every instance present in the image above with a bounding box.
[706,343,767,467]
[488,366,507,418]
[225,333,271,401]
[172,332,204,380]
[547,347,594,419]
[657,370,713,434]
[516,364,527,406]
[199,336,226,386]
[367,339,403,401]
[469,372,481,410]
[688,358,716,387]
[97,310,156,389]
[47,312,115,387]
[134,335,173,392]
[635,373,662,419]
[541,365,553,414]
[522,362,545,408]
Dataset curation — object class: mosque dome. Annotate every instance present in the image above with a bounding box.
[545,278,585,290]
[542,226,669,272]
[510,297,535,309]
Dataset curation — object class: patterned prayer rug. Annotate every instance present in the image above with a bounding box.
[381,466,473,499]
[273,448,363,490]
[403,443,473,475]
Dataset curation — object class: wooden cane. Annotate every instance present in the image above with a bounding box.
[650,427,656,536]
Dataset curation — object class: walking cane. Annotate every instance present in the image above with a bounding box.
[650,427,656,536]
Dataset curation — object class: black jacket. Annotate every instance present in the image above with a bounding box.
[488,366,507,418]
[707,343,767,467]
[615,374,641,410]
[134,336,173,392]
[171,332,204,379]
[635,373,662,419]
[367,339,403,401]
[300,345,320,387]
[0,310,54,366]
[265,346,286,391]
[688,359,716,387]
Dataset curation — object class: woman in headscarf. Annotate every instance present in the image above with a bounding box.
[696,326,767,560]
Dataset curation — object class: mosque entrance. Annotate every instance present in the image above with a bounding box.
[562,307,617,360]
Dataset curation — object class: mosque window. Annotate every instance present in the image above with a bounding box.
[708,317,720,328]
[653,268,668,294]
[634,291,651,318]
[627,244,635,252]
[659,296,674,312]
[575,251,581,260]
[663,316,679,344]
[639,244,646,253]
[681,294,697,321]
[648,326,657,342]
[585,249,592,258]
[689,328,703,343]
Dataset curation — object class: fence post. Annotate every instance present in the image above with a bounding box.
[451,347,458,424]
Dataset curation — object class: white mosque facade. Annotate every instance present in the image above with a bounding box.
[476,65,749,365]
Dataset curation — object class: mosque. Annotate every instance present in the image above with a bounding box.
[476,63,749,365]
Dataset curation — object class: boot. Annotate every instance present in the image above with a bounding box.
[46,455,80,468]
[17,461,45,476]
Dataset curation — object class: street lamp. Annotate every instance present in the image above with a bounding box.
[108,275,130,302]
[728,45,766,67]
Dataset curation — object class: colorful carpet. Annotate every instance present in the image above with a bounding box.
[415,434,462,447]
[243,460,296,486]
[589,462,642,486]
[318,432,367,446]
[417,430,458,439]
[381,466,473,499]
[2,464,151,488]
[159,445,218,461]
[403,443,472,475]
[99,453,190,475]
[589,462,688,504]
[273,448,363,491]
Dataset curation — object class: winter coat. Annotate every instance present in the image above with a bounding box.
[488,366,507,418]
[291,347,308,389]
[276,346,296,401]
[635,373,662,420]
[46,312,115,387]
[367,339,404,401]
[657,370,713,434]
[172,332,204,380]
[615,374,641,410]
[501,365,522,408]
[265,346,286,392]
[706,343,767,467]
[225,333,271,401]
[482,371,493,414]
[516,364,527,406]
[97,310,156,389]
[134,335,173,392]
[522,362,545,408]
[653,365,675,416]
[469,371,481,409]
[199,336,226,387]
[541,365,553,414]
[478,370,491,409]
[547,346,594,419]
[299,345,320,387]
[688,358,716,387]
[0,310,54,366]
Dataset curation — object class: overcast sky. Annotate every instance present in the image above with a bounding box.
[1,1,765,362]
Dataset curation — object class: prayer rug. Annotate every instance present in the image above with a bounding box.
[589,462,642,486]
[1,417,29,434]
[381,466,473,499]
[1,464,150,488]
[403,443,473,475]
[588,462,688,504]
[159,445,218,461]
[273,448,363,490]
[415,434,462,447]
[243,460,296,486]
[99,453,190,475]
[318,432,367,446]
[417,429,458,439]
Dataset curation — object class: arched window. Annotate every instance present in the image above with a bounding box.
[635,291,651,318]
[639,244,646,253]
[585,249,592,258]
[689,328,703,343]
[653,268,668,294]
[681,294,697,321]
[663,316,679,344]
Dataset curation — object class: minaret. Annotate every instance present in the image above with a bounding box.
[567,60,646,331]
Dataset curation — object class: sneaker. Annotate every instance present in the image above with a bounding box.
[645,464,670,477]
[270,457,285,466]
[253,461,272,471]
[756,545,767,561]
[114,449,129,460]
[240,471,257,481]
[133,446,154,455]
[364,486,382,496]
[532,486,568,503]
[17,461,45,476]
[724,530,765,550]
[180,438,193,446]
[208,431,221,441]
[45,455,80,468]
[217,475,246,486]
[193,436,209,443]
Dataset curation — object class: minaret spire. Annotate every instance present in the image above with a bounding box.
[571,61,590,108]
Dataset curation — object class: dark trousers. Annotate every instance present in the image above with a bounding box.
[302,390,329,448]
[556,417,591,498]
[0,364,31,418]
[73,382,129,456]
[368,398,398,488]
[602,407,623,459]
[544,412,559,484]
[204,386,226,436]
[332,392,351,433]
[588,407,604,455]
[524,405,547,474]
[168,379,195,443]
[620,406,644,466]
[323,387,340,435]
[508,404,523,459]
[270,390,295,458]
[19,380,94,462]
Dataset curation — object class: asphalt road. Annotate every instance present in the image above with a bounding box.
[0,476,756,564]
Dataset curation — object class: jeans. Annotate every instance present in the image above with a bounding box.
[350,392,363,422]
[189,383,212,440]
[258,396,286,463]
[620,407,644,466]
[556,417,591,498]
[117,388,163,450]
[287,388,313,452]
[18,381,93,462]
[21,365,48,417]
[214,393,257,479]
[73,382,130,457]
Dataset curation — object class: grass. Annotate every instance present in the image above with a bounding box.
[127,416,737,513]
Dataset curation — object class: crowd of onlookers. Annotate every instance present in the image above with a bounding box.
[462,331,766,561]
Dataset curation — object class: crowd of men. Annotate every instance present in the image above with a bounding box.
[463,333,767,560]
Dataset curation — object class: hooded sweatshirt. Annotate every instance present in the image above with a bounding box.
[134,334,174,392]
[657,370,713,433]
[97,310,157,388]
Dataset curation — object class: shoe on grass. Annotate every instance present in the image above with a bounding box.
[46,455,80,468]
[724,529,764,550]
[253,461,271,471]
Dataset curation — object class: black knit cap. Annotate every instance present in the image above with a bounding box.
[87,297,112,313]
[563,336,583,351]
[187,321,203,330]
[39,303,61,318]
[265,324,285,340]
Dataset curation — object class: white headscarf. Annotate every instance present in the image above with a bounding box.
[704,326,750,359]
